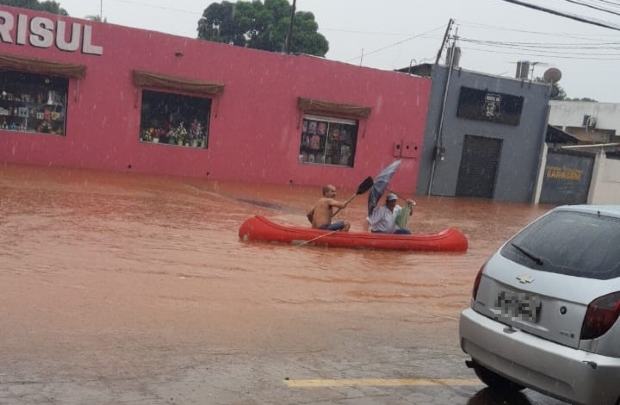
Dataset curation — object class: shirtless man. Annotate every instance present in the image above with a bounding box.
[306,184,351,232]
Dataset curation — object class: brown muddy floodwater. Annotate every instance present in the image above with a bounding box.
[0,163,555,404]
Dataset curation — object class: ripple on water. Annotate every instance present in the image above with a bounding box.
[0,164,553,314]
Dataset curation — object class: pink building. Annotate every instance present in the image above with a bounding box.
[0,5,430,192]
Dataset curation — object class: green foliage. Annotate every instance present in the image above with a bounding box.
[565,97,597,102]
[551,84,567,101]
[534,77,567,101]
[85,15,107,22]
[0,0,68,15]
[197,0,328,56]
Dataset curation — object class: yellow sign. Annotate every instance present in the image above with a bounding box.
[546,166,582,181]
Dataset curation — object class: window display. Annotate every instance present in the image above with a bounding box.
[0,71,68,135]
[299,115,357,167]
[139,90,211,148]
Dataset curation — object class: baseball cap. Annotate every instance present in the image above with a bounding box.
[386,193,397,201]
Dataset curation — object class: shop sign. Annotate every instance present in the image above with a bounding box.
[456,86,524,126]
[0,10,103,55]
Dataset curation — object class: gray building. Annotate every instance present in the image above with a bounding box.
[406,63,551,203]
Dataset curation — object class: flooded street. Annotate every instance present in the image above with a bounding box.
[0,163,560,405]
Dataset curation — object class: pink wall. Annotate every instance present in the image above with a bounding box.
[0,6,431,193]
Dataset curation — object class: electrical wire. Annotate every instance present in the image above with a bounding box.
[557,0,620,16]
[458,37,620,50]
[344,25,447,62]
[457,20,620,40]
[460,44,620,60]
[106,0,204,15]
[496,0,620,31]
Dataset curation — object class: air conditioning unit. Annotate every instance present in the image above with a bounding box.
[582,115,597,130]
[582,115,590,126]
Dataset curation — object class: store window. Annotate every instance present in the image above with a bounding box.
[0,71,68,135]
[139,90,211,148]
[299,115,358,166]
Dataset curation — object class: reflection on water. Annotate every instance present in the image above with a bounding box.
[0,163,553,313]
[0,161,558,379]
[0,163,562,404]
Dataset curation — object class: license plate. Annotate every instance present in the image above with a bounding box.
[496,291,541,322]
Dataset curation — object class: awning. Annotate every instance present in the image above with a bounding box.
[0,53,86,78]
[298,97,371,118]
[546,125,579,145]
[133,70,224,97]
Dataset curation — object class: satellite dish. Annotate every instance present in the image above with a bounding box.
[543,68,562,83]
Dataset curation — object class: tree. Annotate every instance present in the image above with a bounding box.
[534,77,598,102]
[551,84,567,101]
[197,0,328,57]
[534,77,566,101]
[566,97,597,102]
[85,15,107,23]
[0,0,68,15]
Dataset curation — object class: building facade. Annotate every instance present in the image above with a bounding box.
[548,100,620,144]
[0,6,431,193]
[412,64,551,203]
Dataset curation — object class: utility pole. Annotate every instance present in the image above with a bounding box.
[285,0,297,54]
[428,31,458,196]
[434,18,453,65]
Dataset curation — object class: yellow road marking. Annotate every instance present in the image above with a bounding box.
[285,378,482,387]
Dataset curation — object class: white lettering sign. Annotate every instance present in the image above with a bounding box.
[0,10,103,55]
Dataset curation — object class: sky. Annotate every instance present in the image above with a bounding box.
[54,0,620,102]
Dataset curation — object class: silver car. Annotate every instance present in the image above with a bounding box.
[460,205,620,405]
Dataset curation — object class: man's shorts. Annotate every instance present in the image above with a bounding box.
[318,221,345,231]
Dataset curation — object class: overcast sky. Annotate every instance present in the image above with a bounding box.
[55,0,620,102]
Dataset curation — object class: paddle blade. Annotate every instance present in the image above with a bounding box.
[356,176,374,195]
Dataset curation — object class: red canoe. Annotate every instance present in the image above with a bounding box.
[238,215,468,252]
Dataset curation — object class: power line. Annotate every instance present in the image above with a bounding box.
[457,19,620,40]
[496,0,620,31]
[458,37,620,49]
[344,25,446,63]
[107,0,201,15]
[321,28,430,36]
[593,0,620,8]
[460,44,620,60]
[558,0,620,16]
[581,0,620,9]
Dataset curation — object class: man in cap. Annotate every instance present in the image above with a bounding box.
[367,192,414,234]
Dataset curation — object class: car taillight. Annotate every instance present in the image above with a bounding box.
[472,264,485,301]
[580,292,620,340]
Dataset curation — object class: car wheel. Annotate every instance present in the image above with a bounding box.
[473,364,525,392]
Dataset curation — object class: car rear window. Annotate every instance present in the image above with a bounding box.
[501,210,620,280]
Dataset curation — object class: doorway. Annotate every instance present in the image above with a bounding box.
[456,135,502,199]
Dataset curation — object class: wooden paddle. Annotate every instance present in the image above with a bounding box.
[332,176,374,218]
[293,229,341,247]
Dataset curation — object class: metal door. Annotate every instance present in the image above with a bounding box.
[456,135,502,199]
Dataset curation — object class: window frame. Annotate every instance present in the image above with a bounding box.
[138,88,213,149]
[0,70,69,136]
[132,70,224,149]
[299,114,359,167]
